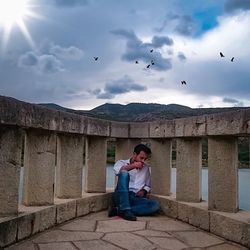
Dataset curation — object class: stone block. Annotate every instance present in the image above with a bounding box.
[88,193,110,212]
[110,122,129,138]
[115,139,141,161]
[129,122,149,138]
[210,211,249,247]
[177,202,189,223]
[207,110,246,136]
[175,115,206,137]
[56,200,76,224]
[56,134,84,198]
[37,206,56,232]
[58,111,83,134]
[151,194,178,219]
[17,213,36,240]
[76,198,91,217]
[23,129,56,206]
[87,117,110,136]
[0,217,18,248]
[149,120,175,138]
[84,137,107,193]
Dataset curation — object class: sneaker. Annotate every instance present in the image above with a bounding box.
[118,210,137,221]
[108,206,118,217]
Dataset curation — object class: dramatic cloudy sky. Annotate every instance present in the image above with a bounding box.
[0,0,250,110]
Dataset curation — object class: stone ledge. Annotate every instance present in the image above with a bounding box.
[151,194,250,248]
[0,192,111,248]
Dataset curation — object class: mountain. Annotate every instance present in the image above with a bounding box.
[39,102,248,122]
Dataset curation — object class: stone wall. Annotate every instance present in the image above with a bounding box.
[0,95,250,248]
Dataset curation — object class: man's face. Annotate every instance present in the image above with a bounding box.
[133,151,148,163]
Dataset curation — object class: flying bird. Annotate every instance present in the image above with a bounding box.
[151,60,155,65]
[181,80,187,85]
[219,52,225,57]
[94,57,98,61]
[150,49,153,53]
[231,57,234,62]
[146,64,151,68]
[135,60,139,64]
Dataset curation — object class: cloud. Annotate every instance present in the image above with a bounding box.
[155,12,197,36]
[49,45,84,60]
[222,97,240,103]
[48,0,88,8]
[177,52,187,61]
[18,52,64,74]
[224,0,250,13]
[90,75,147,99]
[111,29,173,71]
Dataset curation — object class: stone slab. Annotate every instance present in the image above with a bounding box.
[56,200,76,224]
[59,218,96,231]
[173,231,224,248]
[129,122,149,138]
[38,242,76,250]
[96,219,146,233]
[103,232,155,250]
[147,237,188,250]
[73,239,122,250]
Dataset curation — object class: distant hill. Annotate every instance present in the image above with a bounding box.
[39,102,248,122]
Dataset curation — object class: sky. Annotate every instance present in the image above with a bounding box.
[0,0,250,110]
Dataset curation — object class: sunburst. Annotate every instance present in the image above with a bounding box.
[0,0,42,52]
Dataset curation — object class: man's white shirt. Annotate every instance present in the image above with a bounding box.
[114,159,151,193]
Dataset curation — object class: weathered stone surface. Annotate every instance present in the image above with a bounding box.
[0,127,22,216]
[76,198,91,217]
[38,242,77,250]
[175,115,206,137]
[208,137,238,212]
[210,211,249,247]
[206,242,249,250]
[206,110,246,135]
[56,134,84,198]
[151,194,178,219]
[149,120,175,138]
[103,232,155,250]
[17,213,36,240]
[56,200,76,224]
[73,239,122,250]
[150,139,172,195]
[5,240,36,250]
[0,217,18,248]
[23,129,56,206]
[59,218,96,231]
[110,122,129,138]
[84,136,107,192]
[96,220,145,233]
[36,206,56,232]
[176,138,202,202]
[173,231,224,248]
[129,122,149,138]
[134,230,171,237]
[147,237,188,250]
[87,117,110,136]
[33,230,103,243]
[148,218,196,231]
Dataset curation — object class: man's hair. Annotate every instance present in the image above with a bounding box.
[134,144,151,155]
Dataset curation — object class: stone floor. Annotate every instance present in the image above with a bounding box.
[5,211,248,250]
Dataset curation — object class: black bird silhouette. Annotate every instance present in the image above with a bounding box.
[219,52,225,57]
[146,64,151,68]
[231,57,234,62]
[135,60,139,64]
[181,81,187,85]
[94,57,98,61]
[151,60,155,65]
[150,49,153,53]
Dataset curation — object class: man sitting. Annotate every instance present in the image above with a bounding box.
[108,144,160,221]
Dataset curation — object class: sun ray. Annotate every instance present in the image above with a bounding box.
[0,0,43,53]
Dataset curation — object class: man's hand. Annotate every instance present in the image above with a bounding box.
[136,189,146,198]
[131,161,144,169]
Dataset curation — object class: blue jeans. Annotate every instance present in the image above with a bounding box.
[114,171,160,216]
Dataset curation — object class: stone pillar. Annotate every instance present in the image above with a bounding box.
[176,138,202,202]
[0,127,22,215]
[149,139,172,195]
[84,136,107,193]
[208,136,238,212]
[23,129,56,206]
[56,134,84,198]
[115,139,141,161]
